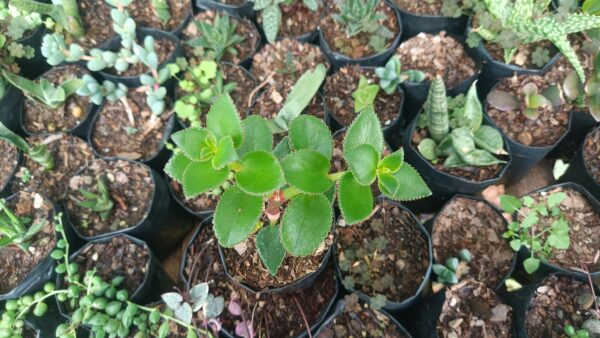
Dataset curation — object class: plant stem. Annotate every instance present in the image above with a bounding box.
[16,290,69,320]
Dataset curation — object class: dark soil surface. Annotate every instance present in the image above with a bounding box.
[584,127,600,184]
[125,0,191,32]
[182,10,259,64]
[336,200,429,302]
[169,179,218,214]
[432,197,514,290]
[65,159,154,237]
[0,139,18,190]
[393,0,443,15]
[324,65,403,127]
[411,126,505,182]
[183,225,337,338]
[321,1,399,59]
[485,41,556,70]
[257,3,320,38]
[251,38,328,88]
[396,32,478,88]
[91,91,172,161]
[316,294,408,338]
[71,0,113,50]
[22,65,91,134]
[12,134,94,201]
[21,327,36,338]
[523,187,600,272]
[223,219,334,290]
[526,275,598,338]
[72,236,149,295]
[437,280,513,337]
[103,37,176,77]
[0,192,55,293]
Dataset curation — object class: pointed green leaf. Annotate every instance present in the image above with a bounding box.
[345,144,379,186]
[462,81,483,132]
[206,94,244,148]
[236,151,284,195]
[281,150,332,194]
[339,172,374,224]
[499,195,521,213]
[0,121,30,153]
[182,161,229,199]
[417,138,438,162]
[343,108,384,157]
[256,225,285,276]
[237,116,273,158]
[273,136,291,161]
[289,115,333,159]
[214,186,263,247]
[474,125,506,155]
[212,136,238,170]
[378,149,404,173]
[281,194,332,256]
[171,128,211,161]
[378,163,431,201]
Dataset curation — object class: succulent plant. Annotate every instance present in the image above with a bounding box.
[374,56,425,95]
[76,176,114,220]
[0,121,54,170]
[432,248,473,286]
[186,13,246,61]
[352,75,379,113]
[2,69,83,109]
[332,0,394,52]
[252,0,318,44]
[417,77,507,168]
[487,81,562,120]
[0,197,48,251]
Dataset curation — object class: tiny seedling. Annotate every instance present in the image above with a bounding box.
[417,77,506,168]
[186,13,246,61]
[374,56,425,95]
[162,282,224,326]
[0,121,54,170]
[0,197,47,251]
[432,249,472,291]
[251,0,318,43]
[76,176,114,220]
[2,70,83,109]
[352,75,379,113]
[501,192,571,274]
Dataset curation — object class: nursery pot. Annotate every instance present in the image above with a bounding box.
[16,25,51,79]
[400,114,512,213]
[399,33,483,124]
[0,150,22,198]
[484,86,574,184]
[0,194,82,302]
[387,1,469,39]
[0,85,25,135]
[99,28,183,88]
[64,159,193,259]
[195,0,256,21]
[561,124,600,200]
[55,234,174,318]
[549,110,599,159]
[515,182,600,280]
[334,196,433,312]
[319,1,403,69]
[314,299,413,338]
[166,172,214,220]
[171,2,194,37]
[510,271,600,338]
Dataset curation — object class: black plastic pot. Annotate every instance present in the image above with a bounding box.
[426,194,519,293]
[387,1,469,39]
[0,150,22,198]
[64,159,193,259]
[514,182,600,280]
[511,272,599,338]
[319,1,402,69]
[99,28,182,88]
[399,34,482,124]
[400,114,512,213]
[315,299,413,337]
[87,99,177,171]
[562,125,600,200]
[550,110,599,159]
[0,85,25,135]
[334,197,433,311]
[0,193,82,302]
[166,173,214,220]
[218,223,336,294]
[55,234,174,323]
[195,0,256,20]
[484,85,574,184]
[16,25,51,79]
[323,68,406,140]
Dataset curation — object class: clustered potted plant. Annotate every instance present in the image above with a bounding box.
[2,0,600,337]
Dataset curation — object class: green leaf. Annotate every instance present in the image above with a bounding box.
[548,232,570,250]
[256,225,285,276]
[289,115,333,159]
[214,186,263,247]
[499,195,521,213]
[547,192,567,208]
[523,257,540,274]
[474,125,506,155]
[345,144,379,186]
[378,163,431,201]
[182,161,229,198]
[352,75,379,113]
[261,5,281,44]
[281,194,332,256]
[418,138,438,162]
[378,149,404,173]
[272,136,291,161]
[281,150,332,194]
[338,172,373,224]
[236,151,284,195]
[237,116,273,158]
[343,108,384,157]
[212,136,238,170]
[171,128,211,161]
[509,239,522,251]
[461,81,483,132]
[584,0,600,14]
[206,94,244,148]
[0,121,30,153]
[164,152,192,182]
[520,212,538,229]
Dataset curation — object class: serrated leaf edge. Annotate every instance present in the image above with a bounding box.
[236,150,285,197]
[280,149,334,195]
[337,172,374,225]
[213,187,264,248]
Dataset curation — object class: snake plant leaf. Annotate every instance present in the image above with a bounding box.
[281,150,332,194]
[461,82,483,132]
[214,186,263,247]
[272,136,291,161]
[460,149,505,167]
[256,225,286,276]
[418,138,438,162]
[338,172,374,225]
[288,115,333,159]
[281,194,332,257]
[236,151,284,195]
[262,5,281,44]
[474,125,506,155]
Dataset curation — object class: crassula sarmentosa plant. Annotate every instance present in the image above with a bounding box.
[165,92,431,276]
[417,77,507,168]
